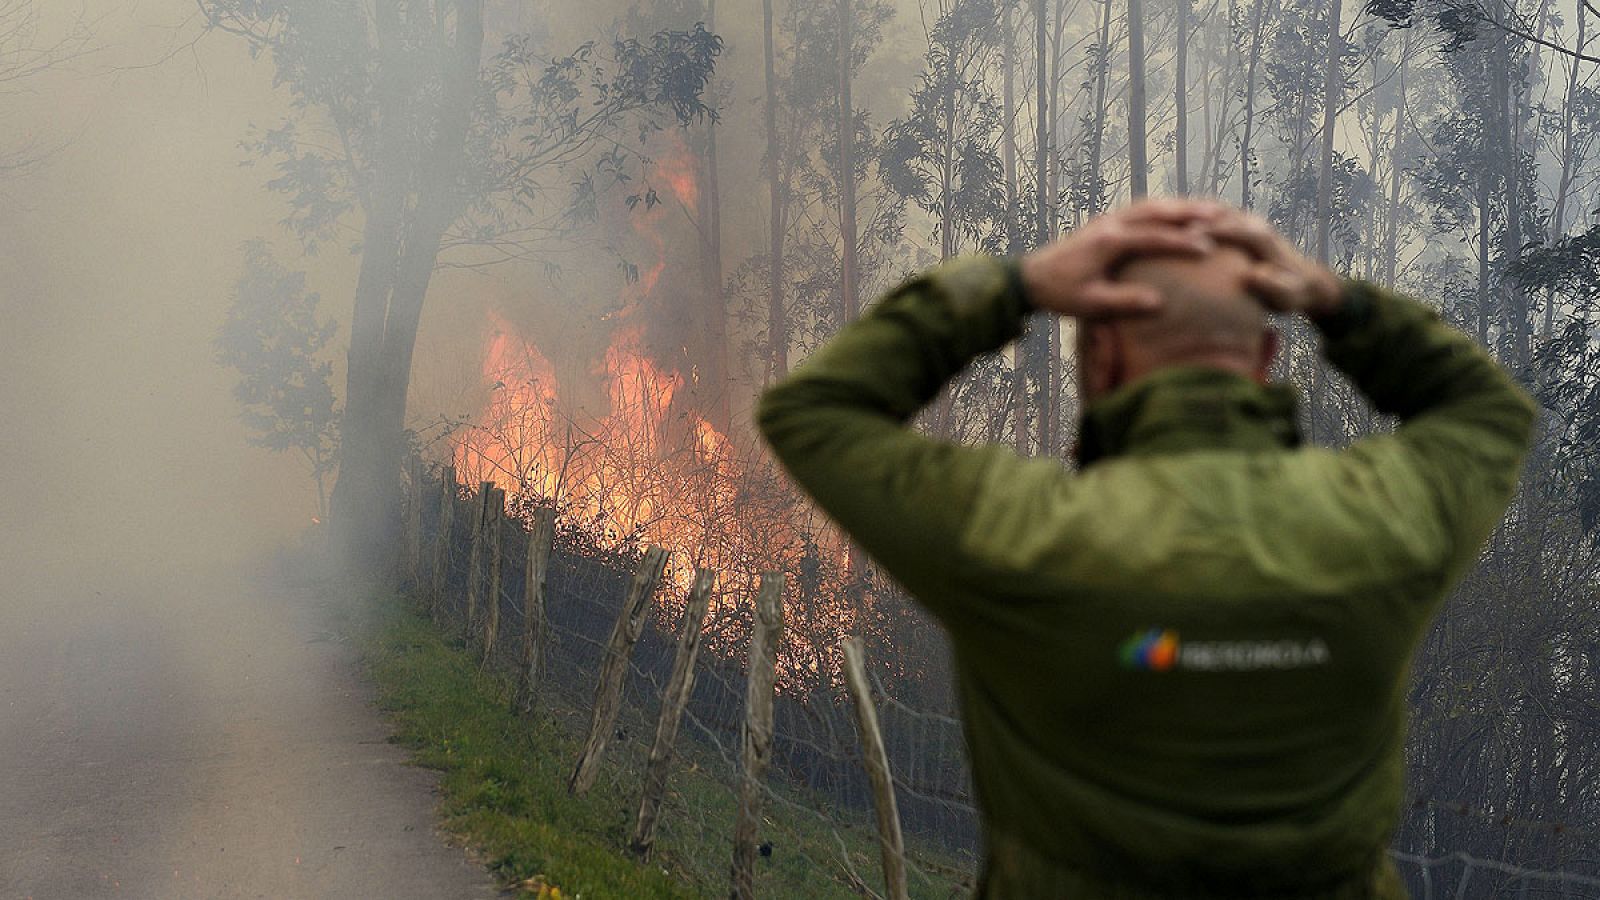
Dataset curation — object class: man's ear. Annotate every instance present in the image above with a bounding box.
[1085,322,1125,397]
[1254,328,1280,384]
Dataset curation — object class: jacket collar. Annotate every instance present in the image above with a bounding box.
[1073,366,1302,467]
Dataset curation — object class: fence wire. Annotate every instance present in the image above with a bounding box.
[1392,851,1600,899]
[410,472,1599,898]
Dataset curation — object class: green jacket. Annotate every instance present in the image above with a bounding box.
[756,256,1537,898]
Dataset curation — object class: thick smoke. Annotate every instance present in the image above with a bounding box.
[0,1,326,581]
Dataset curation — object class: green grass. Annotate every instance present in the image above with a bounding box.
[360,603,695,898]
[355,594,973,899]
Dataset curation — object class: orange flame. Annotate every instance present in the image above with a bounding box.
[453,314,747,580]
[451,135,859,680]
[453,213,740,569]
[654,138,700,208]
[453,312,565,499]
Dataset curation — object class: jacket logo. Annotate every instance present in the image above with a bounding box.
[1120,629,1180,671]
[1119,628,1331,672]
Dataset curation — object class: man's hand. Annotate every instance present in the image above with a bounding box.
[1206,210,1344,318]
[1019,198,1225,318]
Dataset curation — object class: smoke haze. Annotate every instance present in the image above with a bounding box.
[1,0,1597,894]
[1,2,327,583]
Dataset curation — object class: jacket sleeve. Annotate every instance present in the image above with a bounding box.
[755,255,1059,610]
[1319,281,1539,580]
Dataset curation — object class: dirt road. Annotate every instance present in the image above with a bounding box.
[0,561,501,900]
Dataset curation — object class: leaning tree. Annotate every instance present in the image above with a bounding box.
[199,1,720,571]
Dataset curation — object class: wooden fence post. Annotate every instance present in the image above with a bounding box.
[405,458,424,586]
[730,572,785,900]
[429,466,456,621]
[520,507,556,711]
[465,481,495,632]
[481,487,506,666]
[840,637,909,900]
[568,546,670,796]
[630,568,715,859]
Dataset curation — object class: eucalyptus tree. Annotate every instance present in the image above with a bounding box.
[1030,0,1061,454]
[199,1,720,570]
[1064,0,1117,219]
[1259,0,1332,246]
[1235,0,1275,210]
[839,0,860,324]
[1174,0,1190,192]
[1535,3,1600,334]
[881,0,1008,438]
[1521,240,1600,534]
[1396,230,1600,875]
[645,0,733,431]
[1128,0,1149,196]
[1312,0,1344,264]
[1383,0,1539,365]
[763,0,787,382]
[739,0,897,382]
[880,0,1008,262]
[1350,23,1412,287]
[1350,3,1600,874]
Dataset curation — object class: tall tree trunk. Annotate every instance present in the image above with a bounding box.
[1200,2,1215,192]
[331,0,484,574]
[1491,21,1529,368]
[837,0,864,587]
[930,23,961,439]
[1362,50,1383,282]
[942,41,958,261]
[1200,0,1239,196]
[1383,48,1406,291]
[1175,0,1191,193]
[1004,2,1028,452]
[1203,2,1209,192]
[1239,0,1267,209]
[331,0,409,570]
[691,0,729,430]
[1477,167,1492,347]
[763,0,788,382]
[1551,3,1585,246]
[835,15,868,584]
[1049,2,1065,238]
[1087,0,1113,215]
[838,0,860,325]
[1047,2,1066,454]
[1314,0,1342,265]
[1035,0,1050,244]
[1003,0,1020,236]
[1490,8,1529,368]
[1025,0,1052,456]
[1548,2,1585,335]
[1128,0,1149,197]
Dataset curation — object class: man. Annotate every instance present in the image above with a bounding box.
[756,199,1537,898]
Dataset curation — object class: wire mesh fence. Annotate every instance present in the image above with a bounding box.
[407,467,1600,898]
[415,467,978,897]
[1392,852,1600,899]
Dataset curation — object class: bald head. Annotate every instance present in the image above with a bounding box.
[1077,246,1276,400]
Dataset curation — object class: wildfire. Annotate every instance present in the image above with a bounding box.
[653,138,700,208]
[452,312,739,558]
[450,134,859,680]
[453,311,565,499]
[453,134,741,570]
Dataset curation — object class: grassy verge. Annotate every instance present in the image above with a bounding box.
[356,593,972,898]
[360,600,695,898]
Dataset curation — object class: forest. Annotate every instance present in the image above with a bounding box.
[190,0,1600,891]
